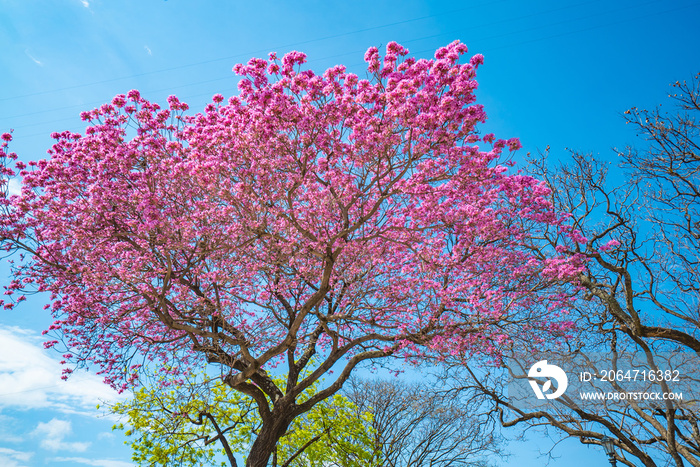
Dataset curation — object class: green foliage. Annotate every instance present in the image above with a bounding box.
[109,371,379,467]
[275,393,379,467]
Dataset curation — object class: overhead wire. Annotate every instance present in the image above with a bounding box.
[0,0,610,110]
[0,0,511,103]
[5,0,698,139]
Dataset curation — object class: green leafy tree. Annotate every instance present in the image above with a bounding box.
[109,371,377,467]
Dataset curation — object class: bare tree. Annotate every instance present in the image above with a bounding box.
[454,74,700,467]
[343,377,503,467]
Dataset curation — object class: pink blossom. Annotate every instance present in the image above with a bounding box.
[599,239,621,251]
[470,54,485,67]
[1,41,582,407]
[111,95,126,107]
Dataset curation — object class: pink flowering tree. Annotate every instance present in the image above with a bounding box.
[1,41,583,466]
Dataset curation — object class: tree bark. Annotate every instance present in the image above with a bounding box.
[246,411,292,467]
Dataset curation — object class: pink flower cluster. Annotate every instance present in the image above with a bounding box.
[2,41,585,390]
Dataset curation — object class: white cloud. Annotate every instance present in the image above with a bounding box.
[32,419,90,452]
[0,326,125,414]
[24,50,43,66]
[80,0,90,7]
[96,431,116,441]
[7,178,21,197]
[52,456,134,467]
[144,45,152,56]
[0,447,33,467]
[0,415,24,443]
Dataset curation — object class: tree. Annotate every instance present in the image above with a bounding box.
[109,371,376,467]
[344,377,503,466]
[0,41,582,466]
[459,74,700,467]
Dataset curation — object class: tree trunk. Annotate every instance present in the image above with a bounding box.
[246,412,291,467]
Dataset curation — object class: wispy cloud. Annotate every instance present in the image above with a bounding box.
[52,456,134,467]
[7,178,21,197]
[24,50,43,67]
[32,419,90,452]
[0,416,24,443]
[80,0,90,7]
[0,326,125,415]
[0,447,33,467]
[97,432,116,441]
[144,45,152,56]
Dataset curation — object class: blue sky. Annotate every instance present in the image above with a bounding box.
[1,0,699,466]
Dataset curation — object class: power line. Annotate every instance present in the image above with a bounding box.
[6,0,697,139]
[0,0,639,124]
[0,0,509,103]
